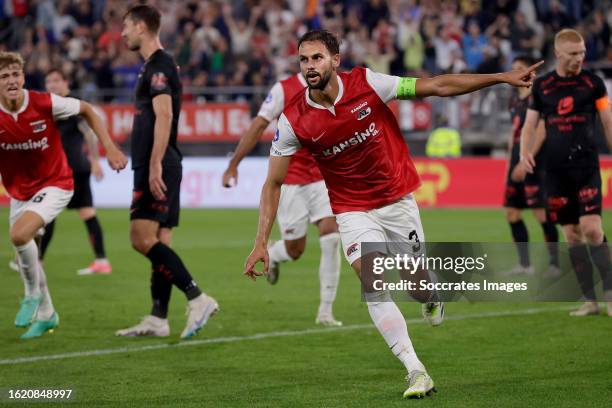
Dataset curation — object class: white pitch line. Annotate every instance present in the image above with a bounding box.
[0,306,573,366]
[0,240,255,258]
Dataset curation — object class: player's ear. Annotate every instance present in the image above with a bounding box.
[332,53,340,69]
[136,20,146,35]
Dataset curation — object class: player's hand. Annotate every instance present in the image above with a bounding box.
[511,163,527,182]
[520,152,536,174]
[502,61,544,87]
[91,160,104,181]
[244,243,269,281]
[107,147,128,172]
[222,165,238,188]
[149,161,167,201]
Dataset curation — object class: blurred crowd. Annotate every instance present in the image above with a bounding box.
[1,0,611,102]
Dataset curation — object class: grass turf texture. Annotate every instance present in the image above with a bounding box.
[0,208,611,407]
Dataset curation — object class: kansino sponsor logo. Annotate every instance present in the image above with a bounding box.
[322,122,380,157]
[0,137,50,151]
[350,101,368,114]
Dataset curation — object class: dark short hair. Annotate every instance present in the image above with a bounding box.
[512,55,536,67]
[45,68,67,80]
[298,30,340,55]
[124,4,161,33]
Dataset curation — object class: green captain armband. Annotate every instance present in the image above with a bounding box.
[397,77,417,99]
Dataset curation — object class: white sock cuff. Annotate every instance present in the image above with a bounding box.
[15,240,36,252]
[319,232,340,246]
[364,290,392,303]
[269,240,293,262]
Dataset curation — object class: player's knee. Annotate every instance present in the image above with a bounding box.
[317,217,338,235]
[285,240,305,260]
[506,209,521,223]
[130,232,156,254]
[581,223,603,244]
[563,226,582,244]
[532,209,547,223]
[10,227,32,247]
[79,207,96,220]
[158,230,172,246]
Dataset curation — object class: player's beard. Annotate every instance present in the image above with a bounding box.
[307,68,333,90]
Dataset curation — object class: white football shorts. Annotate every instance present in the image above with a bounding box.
[9,186,74,228]
[336,194,425,265]
[277,180,334,240]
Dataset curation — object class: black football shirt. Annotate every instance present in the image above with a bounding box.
[130,49,182,169]
[530,69,608,169]
[56,95,90,173]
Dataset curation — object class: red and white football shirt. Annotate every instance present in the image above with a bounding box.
[0,90,79,200]
[258,74,323,185]
[272,67,421,214]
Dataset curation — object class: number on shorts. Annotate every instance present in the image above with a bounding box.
[32,193,47,203]
[409,229,421,252]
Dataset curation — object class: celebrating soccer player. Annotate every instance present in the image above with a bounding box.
[222,73,342,326]
[520,29,612,317]
[116,5,219,339]
[40,69,112,275]
[244,30,542,398]
[504,56,560,278]
[0,51,127,339]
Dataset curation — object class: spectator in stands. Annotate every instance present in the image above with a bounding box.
[510,11,538,56]
[365,37,395,75]
[398,12,424,74]
[363,0,390,34]
[463,20,487,71]
[53,0,78,41]
[542,0,573,33]
[434,26,462,73]
[223,4,262,58]
[0,0,609,101]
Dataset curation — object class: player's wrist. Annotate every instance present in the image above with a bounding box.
[496,72,509,84]
[227,158,239,169]
[254,236,268,249]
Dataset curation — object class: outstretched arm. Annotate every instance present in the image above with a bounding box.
[244,155,291,280]
[412,61,543,98]
[223,116,270,187]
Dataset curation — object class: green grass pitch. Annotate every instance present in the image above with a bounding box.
[0,208,611,407]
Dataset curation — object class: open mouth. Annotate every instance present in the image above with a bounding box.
[306,72,320,80]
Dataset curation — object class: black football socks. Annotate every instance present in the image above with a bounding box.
[146,242,201,300]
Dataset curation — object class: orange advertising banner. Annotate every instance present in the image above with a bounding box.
[412,158,612,208]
